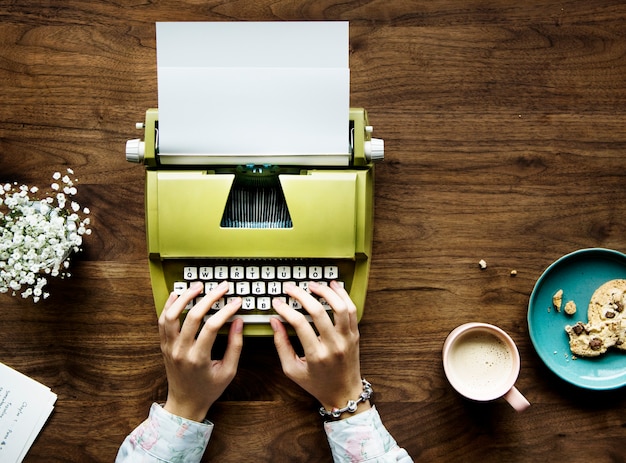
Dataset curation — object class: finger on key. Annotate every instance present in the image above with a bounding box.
[309,281,357,334]
[181,281,230,339]
[197,295,242,348]
[271,294,319,351]
[284,282,334,336]
[159,291,181,342]
[330,280,358,332]
[160,281,204,341]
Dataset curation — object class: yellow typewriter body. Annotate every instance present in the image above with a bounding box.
[127,107,381,336]
[127,108,382,336]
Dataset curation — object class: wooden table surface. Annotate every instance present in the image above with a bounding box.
[2,1,626,461]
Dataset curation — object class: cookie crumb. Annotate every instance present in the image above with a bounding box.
[510,270,517,276]
[478,259,487,269]
[552,289,563,312]
[564,300,577,315]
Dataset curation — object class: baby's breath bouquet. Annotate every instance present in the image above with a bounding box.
[0,169,91,302]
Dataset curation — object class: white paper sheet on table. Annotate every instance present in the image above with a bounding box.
[0,362,57,463]
[155,22,350,161]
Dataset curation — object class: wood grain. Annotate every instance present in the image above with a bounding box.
[1,1,626,461]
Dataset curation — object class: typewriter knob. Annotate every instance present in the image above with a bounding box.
[126,138,145,163]
[364,137,385,162]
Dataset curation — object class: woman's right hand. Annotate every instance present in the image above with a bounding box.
[270,281,370,417]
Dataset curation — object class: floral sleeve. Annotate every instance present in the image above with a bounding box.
[115,403,213,463]
[324,406,413,463]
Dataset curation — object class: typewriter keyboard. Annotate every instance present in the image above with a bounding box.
[172,263,345,324]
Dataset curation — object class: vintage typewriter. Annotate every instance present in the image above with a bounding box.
[125,22,384,336]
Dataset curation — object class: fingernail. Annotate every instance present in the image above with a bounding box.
[218,280,229,289]
[309,281,319,288]
[283,281,295,290]
[191,281,203,290]
[234,318,244,333]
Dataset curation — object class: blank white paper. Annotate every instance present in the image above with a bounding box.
[156,22,350,158]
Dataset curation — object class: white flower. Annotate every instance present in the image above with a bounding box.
[0,170,92,302]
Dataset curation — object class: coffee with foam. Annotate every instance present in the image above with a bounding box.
[447,331,514,395]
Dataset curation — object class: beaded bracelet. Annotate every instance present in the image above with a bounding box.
[318,379,373,419]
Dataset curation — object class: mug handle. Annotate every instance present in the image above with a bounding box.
[503,386,530,412]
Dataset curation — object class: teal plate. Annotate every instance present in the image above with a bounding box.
[528,248,626,390]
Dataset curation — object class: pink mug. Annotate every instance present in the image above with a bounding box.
[443,322,530,412]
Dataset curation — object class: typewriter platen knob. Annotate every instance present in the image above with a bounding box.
[364,137,385,162]
[126,138,145,163]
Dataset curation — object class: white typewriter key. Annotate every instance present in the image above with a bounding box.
[211,298,225,310]
[241,296,255,310]
[230,266,245,280]
[246,266,260,279]
[252,281,265,294]
[309,266,323,279]
[277,266,291,279]
[289,297,303,310]
[267,281,281,295]
[198,267,213,280]
[236,281,251,295]
[261,266,276,279]
[324,266,339,279]
[204,281,219,293]
[173,282,187,295]
[293,265,307,279]
[257,297,271,310]
[227,282,235,295]
[298,281,310,293]
[183,267,198,280]
[214,266,229,279]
